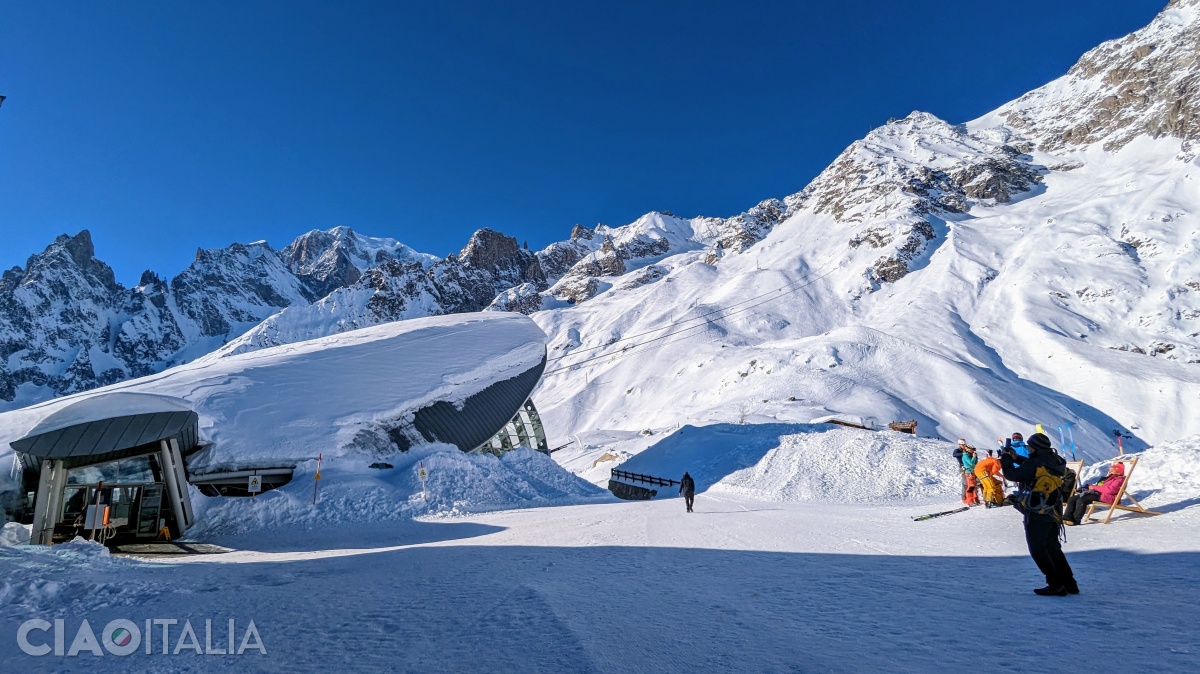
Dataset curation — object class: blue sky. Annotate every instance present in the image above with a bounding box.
[0,0,1165,285]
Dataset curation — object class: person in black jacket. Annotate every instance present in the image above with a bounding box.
[1000,432,1078,596]
[679,472,696,513]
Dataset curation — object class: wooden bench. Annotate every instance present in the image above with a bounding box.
[1083,457,1162,524]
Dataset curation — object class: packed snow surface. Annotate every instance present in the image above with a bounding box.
[0,434,1197,672]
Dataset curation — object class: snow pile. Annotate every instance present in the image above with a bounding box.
[192,446,607,537]
[0,538,161,616]
[709,429,959,504]
[613,424,959,505]
[1082,435,1200,506]
[1,522,30,547]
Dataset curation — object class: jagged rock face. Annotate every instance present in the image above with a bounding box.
[171,242,314,337]
[549,236,628,303]
[797,112,1045,287]
[0,232,126,400]
[224,228,556,353]
[487,282,544,314]
[700,199,792,253]
[991,0,1200,157]
[458,228,547,291]
[281,225,435,298]
[0,228,432,407]
[535,238,600,282]
[617,265,668,291]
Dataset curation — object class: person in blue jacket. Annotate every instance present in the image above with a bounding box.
[1003,432,1030,461]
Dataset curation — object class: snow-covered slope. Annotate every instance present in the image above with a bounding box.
[3,1,1198,459]
[526,2,1200,455]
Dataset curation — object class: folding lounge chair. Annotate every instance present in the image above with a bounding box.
[1083,458,1162,524]
[1064,460,1085,502]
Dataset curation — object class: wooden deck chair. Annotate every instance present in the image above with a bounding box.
[1083,458,1162,524]
[1064,460,1085,501]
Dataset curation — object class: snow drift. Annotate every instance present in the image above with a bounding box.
[614,424,960,505]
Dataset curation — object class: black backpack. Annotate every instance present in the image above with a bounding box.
[1060,467,1077,500]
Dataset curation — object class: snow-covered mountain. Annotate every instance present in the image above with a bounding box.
[0,226,539,406]
[530,0,1200,454]
[4,0,1199,455]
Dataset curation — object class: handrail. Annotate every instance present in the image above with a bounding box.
[611,468,680,487]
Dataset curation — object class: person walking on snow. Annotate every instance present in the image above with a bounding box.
[959,442,981,506]
[1064,463,1126,526]
[680,472,696,513]
[1001,432,1078,596]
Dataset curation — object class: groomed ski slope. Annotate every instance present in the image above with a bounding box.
[2,430,1198,672]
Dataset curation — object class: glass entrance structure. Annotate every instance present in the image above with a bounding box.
[475,399,548,455]
[11,393,198,545]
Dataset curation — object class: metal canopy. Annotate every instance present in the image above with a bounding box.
[11,394,199,469]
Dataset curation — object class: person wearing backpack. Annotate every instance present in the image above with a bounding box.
[1000,432,1078,596]
[1064,463,1126,525]
[974,450,1006,508]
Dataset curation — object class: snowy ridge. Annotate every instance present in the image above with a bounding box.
[974,0,1200,158]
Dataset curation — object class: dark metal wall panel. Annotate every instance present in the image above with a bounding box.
[133,413,174,450]
[411,354,546,452]
[12,411,201,468]
[92,416,136,457]
[46,426,86,459]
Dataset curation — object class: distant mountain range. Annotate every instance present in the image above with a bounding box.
[4,0,1199,453]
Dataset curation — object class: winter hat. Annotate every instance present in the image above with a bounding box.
[1108,463,1125,475]
[1027,433,1052,454]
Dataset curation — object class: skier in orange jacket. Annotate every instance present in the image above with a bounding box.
[974,449,1006,508]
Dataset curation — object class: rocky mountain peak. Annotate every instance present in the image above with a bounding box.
[983,0,1200,157]
[6,229,119,294]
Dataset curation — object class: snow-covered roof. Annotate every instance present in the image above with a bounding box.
[11,392,198,467]
[1,312,548,472]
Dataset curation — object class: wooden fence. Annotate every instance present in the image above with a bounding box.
[611,468,679,487]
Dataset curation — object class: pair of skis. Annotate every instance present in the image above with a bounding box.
[912,506,970,521]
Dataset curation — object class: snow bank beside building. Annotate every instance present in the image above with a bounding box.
[192,446,608,537]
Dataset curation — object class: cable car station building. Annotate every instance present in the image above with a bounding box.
[14,394,197,545]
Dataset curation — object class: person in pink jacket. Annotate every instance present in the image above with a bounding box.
[1064,463,1126,525]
